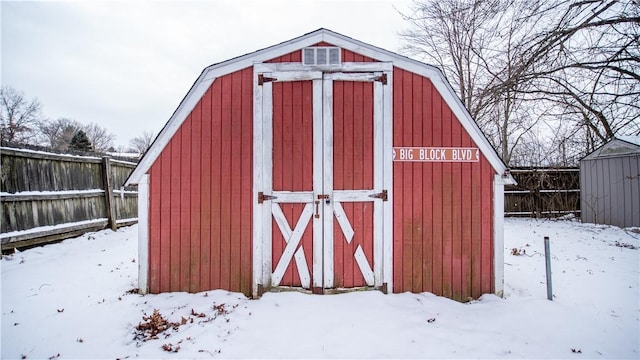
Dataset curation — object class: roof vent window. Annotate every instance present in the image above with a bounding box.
[303,48,315,65]
[302,47,341,66]
[317,48,327,65]
[329,48,340,64]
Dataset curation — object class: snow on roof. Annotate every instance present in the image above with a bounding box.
[1,146,102,161]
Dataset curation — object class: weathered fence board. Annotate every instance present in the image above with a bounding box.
[505,167,580,218]
[1,148,104,192]
[1,147,138,251]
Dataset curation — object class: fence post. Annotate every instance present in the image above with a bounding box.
[544,236,553,300]
[102,157,117,231]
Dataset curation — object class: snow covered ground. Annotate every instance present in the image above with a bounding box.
[2,218,638,359]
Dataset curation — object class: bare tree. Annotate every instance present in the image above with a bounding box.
[399,0,500,118]
[504,0,640,152]
[399,0,639,165]
[399,0,545,164]
[128,131,154,154]
[37,119,115,152]
[83,122,115,152]
[0,86,43,144]
[38,118,82,150]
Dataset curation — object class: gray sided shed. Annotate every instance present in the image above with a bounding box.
[580,136,640,228]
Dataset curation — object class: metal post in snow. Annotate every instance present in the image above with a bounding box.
[544,236,553,301]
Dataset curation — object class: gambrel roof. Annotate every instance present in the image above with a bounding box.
[126,28,514,185]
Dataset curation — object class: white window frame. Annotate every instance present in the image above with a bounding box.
[302,47,341,66]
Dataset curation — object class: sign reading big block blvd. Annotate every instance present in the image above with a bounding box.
[393,147,480,162]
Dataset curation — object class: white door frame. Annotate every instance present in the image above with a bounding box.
[252,62,394,297]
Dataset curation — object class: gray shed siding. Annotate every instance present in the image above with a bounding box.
[580,153,640,228]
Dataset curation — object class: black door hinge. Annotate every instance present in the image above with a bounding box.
[374,73,387,85]
[258,192,277,203]
[258,74,277,85]
[369,190,388,201]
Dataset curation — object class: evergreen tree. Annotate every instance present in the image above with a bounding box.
[69,130,93,151]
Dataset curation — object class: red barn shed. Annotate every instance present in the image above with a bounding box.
[126,29,516,302]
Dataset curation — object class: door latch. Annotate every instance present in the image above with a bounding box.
[318,194,330,205]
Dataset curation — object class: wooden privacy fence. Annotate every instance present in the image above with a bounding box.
[1,147,138,251]
[505,167,580,218]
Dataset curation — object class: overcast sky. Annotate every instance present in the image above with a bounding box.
[2,0,413,148]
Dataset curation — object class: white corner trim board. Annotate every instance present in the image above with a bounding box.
[493,174,506,297]
[137,174,150,294]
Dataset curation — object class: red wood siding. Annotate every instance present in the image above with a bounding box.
[271,80,314,286]
[266,49,302,63]
[392,67,494,301]
[148,68,253,295]
[332,80,375,288]
[341,48,376,63]
[146,43,496,301]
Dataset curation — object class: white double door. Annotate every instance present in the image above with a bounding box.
[253,63,393,295]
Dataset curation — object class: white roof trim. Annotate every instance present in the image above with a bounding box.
[127,28,514,185]
[582,136,640,161]
[127,75,215,185]
[617,135,640,147]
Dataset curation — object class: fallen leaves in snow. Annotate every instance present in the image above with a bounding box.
[134,302,236,349]
[613,240,638,250]
[191,309,206,318]
[135,309,180,341]
[161,342,180,353]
